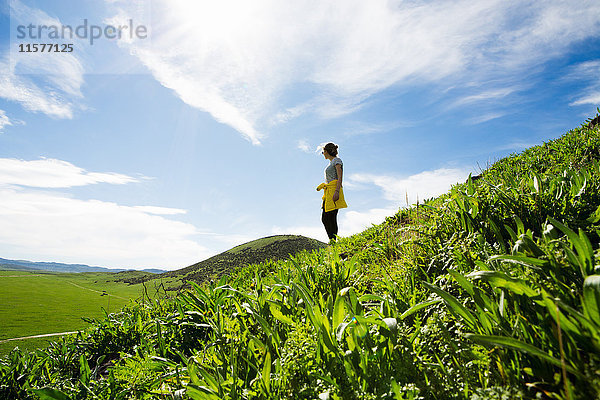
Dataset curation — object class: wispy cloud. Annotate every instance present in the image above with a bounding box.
[452,88,517,108]
[270,103,313,126]
[0,158,138,188]
[0,57,80,119]
[465,112,506,125]
[107,0,600,143]
[297,139,311,153]
[571,94,600,107]
[0,110,12,132]
[566,60,600,107]
[349,167,472,206]
[0,1,85,119]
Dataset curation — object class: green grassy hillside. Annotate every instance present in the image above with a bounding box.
[126,235,326,287]
[167,235,327,282]
[2,116,600,399]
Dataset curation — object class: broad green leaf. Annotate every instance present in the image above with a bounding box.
[400,299,441,320]
[587,205,600,223]
[333,294,347,330]
[504,224,518,243]
[579,229,595,274]
[268,301,294,325]
[488,255,547,271]
[187,363,202,386]
[30,388,71,400]
[515,215,525,236]
[340,287,361,315]
[450,270,497,321]
[320,323,339,354]
[467,173,475,195]
[187,385,222,400]
[583,275,600,324]
[538,296,581,337]
[262,351,271,392]
[198,366,220,392]
[79,354,90,386]
[465,334,580,377]
[423,282,478,329]
[449,270,475,296]
[488,218,507,253]
[549,217,593,277]
[352,314,387,329]
[358,294,387,302]
[468,271,538,297]
[241,302,278,346]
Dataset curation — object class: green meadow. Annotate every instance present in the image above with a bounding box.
[0,270,177,356]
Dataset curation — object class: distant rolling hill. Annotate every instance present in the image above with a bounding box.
[0,235,324,281]
[154,235,327,284]
[0,258,166,274]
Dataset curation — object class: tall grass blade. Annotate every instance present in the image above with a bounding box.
[423,282,478,330]
[465,334,581,377]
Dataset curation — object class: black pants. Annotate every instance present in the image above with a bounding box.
[321,204,339,240]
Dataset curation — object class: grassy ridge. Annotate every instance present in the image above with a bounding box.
[1,117,600,399]
[160,235,327,284]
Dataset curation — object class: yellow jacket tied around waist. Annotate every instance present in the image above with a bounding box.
[317,180,348,212]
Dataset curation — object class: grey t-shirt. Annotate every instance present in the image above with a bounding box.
[325,157,343,183]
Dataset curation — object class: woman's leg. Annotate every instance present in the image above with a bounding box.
[330,209,338,239]
[321,208,339,240]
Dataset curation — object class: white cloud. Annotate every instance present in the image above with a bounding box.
[341,207,399,236]
[270,103,312,126]
[0,110,12,132]
[0,58,80,119]
[453,88,517,108]
[106,0,600,142]
[0,158,138,188]
[567,60,600,107]
[0,1,85,118]
[0,158,215,270]
[0,186,211,270]
[466,112,506,125]
[350,167,472,206]
[297,139,311,153]
[571,94,600,107]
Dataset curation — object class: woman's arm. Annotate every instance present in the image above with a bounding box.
[333,164,343,202]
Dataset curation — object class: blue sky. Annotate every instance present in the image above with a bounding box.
[0,0,599,270]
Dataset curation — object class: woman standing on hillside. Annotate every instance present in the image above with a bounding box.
[317,142,347,242]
